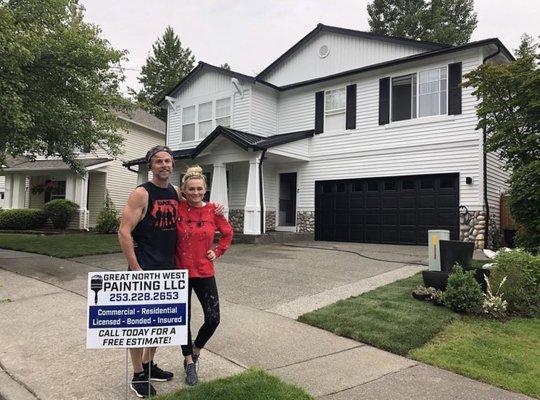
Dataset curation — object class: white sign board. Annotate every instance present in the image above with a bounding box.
[86,270,188,349]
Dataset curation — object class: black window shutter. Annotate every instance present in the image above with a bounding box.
[346,84,357,130]
[448,62,462,115]
[315,91,324,134]
[379,77,390,125]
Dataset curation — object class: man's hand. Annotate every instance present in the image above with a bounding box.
[214,202,225,216]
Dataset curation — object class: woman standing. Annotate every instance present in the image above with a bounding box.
[175,166,233,386]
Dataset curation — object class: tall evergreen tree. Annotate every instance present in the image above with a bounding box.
[367,0,478,46]
[135,26,195,120]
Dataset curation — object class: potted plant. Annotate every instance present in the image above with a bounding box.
[412,285,435,301]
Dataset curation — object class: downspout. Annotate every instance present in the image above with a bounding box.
[259,149,267,234]
[480,44,502,248]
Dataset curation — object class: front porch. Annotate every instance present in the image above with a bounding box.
[128,126,314,235]
[1,158,113,230]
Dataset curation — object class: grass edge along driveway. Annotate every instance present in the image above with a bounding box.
[299,274,539,399]
[0,233,121,258]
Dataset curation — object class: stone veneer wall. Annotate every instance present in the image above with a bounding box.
[229,209,244,233]
[265,211,276,232]
[297,211,315,233]
[460,210,486,249]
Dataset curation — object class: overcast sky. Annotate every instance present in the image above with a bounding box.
[80,0,539,93]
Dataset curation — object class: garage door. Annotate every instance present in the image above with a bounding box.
[315,174,459,244]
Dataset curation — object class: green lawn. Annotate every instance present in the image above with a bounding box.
[412,317,540,398]
[299,274,540,398]
[154,369,314,400]
[0,233,121,258]
[299,274,459,355]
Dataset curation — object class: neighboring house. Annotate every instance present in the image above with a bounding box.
[1,109,165,229]
[125,24,513,248]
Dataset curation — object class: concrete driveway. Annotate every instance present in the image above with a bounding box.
[0,243,528,400]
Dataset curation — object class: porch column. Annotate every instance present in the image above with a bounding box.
[3,174,13,209]
[11,174,26,209]
[137,164,148,186]
[74,173,89,230]
[244,155,264,235]
[65,173,76,203]
[210,162,228,216]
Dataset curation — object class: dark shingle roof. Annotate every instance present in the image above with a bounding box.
[123,127,314,167]
[117,108,166,134]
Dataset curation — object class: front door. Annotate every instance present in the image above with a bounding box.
[279,173,297,227]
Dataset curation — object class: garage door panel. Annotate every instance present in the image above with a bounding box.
[315,174,458,245]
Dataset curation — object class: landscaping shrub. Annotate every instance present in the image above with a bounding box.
[490,250,540,316]
[0,209,48,230]
[43,199,79,229]
[95,193,120,234]
[442,264,483,313]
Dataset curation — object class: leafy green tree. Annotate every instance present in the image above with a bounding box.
[135,26,195,120]
[367,0,477,46]
[466,34,540,252]
[0,0,131,173]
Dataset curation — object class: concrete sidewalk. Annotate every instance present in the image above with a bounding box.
[0,246,531,400]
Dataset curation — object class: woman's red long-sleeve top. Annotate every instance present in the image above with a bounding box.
[174,202,233,278]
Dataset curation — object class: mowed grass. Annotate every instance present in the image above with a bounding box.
[154,369,314,400]
[411,317,540,398]
[0,233,121,258]
[298,274,459,355]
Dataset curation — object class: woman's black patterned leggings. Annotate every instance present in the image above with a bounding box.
[181,276,220,357]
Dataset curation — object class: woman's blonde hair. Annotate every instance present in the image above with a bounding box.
[181,165,206,189]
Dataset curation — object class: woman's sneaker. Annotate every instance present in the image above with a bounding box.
[131,372,156,398]
[143,361,174,382]
[185,362,198,386]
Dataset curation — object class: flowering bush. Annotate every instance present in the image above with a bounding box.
[482,275,508,319]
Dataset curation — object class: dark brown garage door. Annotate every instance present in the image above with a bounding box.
[315,174,459,244]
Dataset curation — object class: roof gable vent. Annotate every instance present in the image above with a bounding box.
[318,44,330,58]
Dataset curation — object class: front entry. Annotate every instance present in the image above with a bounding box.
[278,172,297,227]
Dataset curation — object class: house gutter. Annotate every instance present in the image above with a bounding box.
[480,44,502,248]
[259,149,267,234]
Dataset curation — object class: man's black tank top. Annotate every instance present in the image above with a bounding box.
[131,182,179,270]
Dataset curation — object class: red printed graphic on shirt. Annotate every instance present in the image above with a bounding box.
[150,199,178,230]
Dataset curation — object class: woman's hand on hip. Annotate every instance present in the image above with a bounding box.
[207,249,217,261]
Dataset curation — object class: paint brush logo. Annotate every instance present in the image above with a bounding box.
[90,275,103,305]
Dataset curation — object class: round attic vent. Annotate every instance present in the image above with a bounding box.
[318,45,330,58]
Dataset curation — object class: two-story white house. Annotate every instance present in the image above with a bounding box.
[125,24,513,248]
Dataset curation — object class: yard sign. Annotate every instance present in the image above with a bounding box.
[86,270,188,349]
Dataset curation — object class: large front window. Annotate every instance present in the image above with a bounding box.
[216,98,231,127]
[324,88,346,131]
[391,66,447,122]
[198,102,213,138]
[181,97,231,142]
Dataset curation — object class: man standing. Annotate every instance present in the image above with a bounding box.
[118,145,177,398]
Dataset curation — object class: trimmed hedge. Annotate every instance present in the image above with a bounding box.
[43,199,79,229]
[0,209,48,230]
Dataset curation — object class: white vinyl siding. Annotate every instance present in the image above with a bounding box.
[486,151,510,227]
[251,87,278,136]
[227,162,249,209]
[232,88,251,132]
[263,31,427,86]
[87,172,107,227]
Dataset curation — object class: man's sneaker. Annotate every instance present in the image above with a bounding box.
[185,362,198,386]
[130,373,156,398]
[143,361,174,382]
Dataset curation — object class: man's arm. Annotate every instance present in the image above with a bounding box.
[118,187,148,271]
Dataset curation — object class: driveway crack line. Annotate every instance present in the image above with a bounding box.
[268,344,365,371]
[0,360,41,400]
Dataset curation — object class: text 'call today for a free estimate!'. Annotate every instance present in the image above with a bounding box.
[86,270,188,349]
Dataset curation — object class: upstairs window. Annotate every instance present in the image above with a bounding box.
[198,102,213,138]
[182,106,195,141]
[216,98,231,127]
[390,66,448,122]
[418,67,447,117]
[324,88,346,131]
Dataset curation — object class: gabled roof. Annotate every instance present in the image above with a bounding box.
[117,108,165,135]
[123,127,314,167]
[1,157,112,172]
[158,62,279,107]
[256,23,450,79]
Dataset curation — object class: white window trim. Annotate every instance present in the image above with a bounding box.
[197,101,213,140]
[182,105,196,143]
[323,88,346,133]
[215,97,232,128]
[389,65,449,124]
[180,96,233,142]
